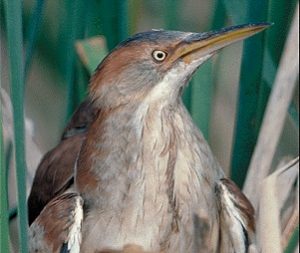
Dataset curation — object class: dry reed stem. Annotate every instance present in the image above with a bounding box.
[258,157,299,252]
[244,5,299,208]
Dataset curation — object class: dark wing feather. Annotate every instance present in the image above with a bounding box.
[216,178,256,253]
[29,192,83,253]
[28,134,84,225]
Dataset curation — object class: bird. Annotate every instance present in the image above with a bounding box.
[27,98,98,225]
[29,23,270,253]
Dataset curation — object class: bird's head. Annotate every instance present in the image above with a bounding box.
[90,23,270,108]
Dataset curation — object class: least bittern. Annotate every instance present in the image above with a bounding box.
[29,23,270,253]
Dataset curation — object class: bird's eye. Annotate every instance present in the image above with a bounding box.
[152,50,167,62]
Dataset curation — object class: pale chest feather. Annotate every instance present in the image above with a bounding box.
[78,103,223,253]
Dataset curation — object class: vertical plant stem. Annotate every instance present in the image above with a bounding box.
[190,0,226,139]
[4,0,28,252]
[190,62,213,138]
[259,174,282,253]
[100,0,120,50]
[231,0,269,187]
[75,60,89,103]
[0,12,10,251]
[244,6,299,206]
[267,0,298,70]
[164,0,180,30]
[117,0,129,41]
[24,0,46,80]
[0,128,9,253]
[64,0,87,119]
[211,1,226,30]
[257,0,298,132]
[128,0,142,34]
[0,124,9,253]
[182,78,193,112]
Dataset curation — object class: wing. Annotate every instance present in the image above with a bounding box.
[215,178,256,253]
[29,192,83,253]
[61,98,98,139]
[28,134,84,225]
[28,99,98,225]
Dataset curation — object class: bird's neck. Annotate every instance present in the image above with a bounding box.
[76,100,222,209]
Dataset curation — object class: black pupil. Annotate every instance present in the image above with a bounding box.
[157,52,164,59]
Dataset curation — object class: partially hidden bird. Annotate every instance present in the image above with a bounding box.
[29,23,270,253]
